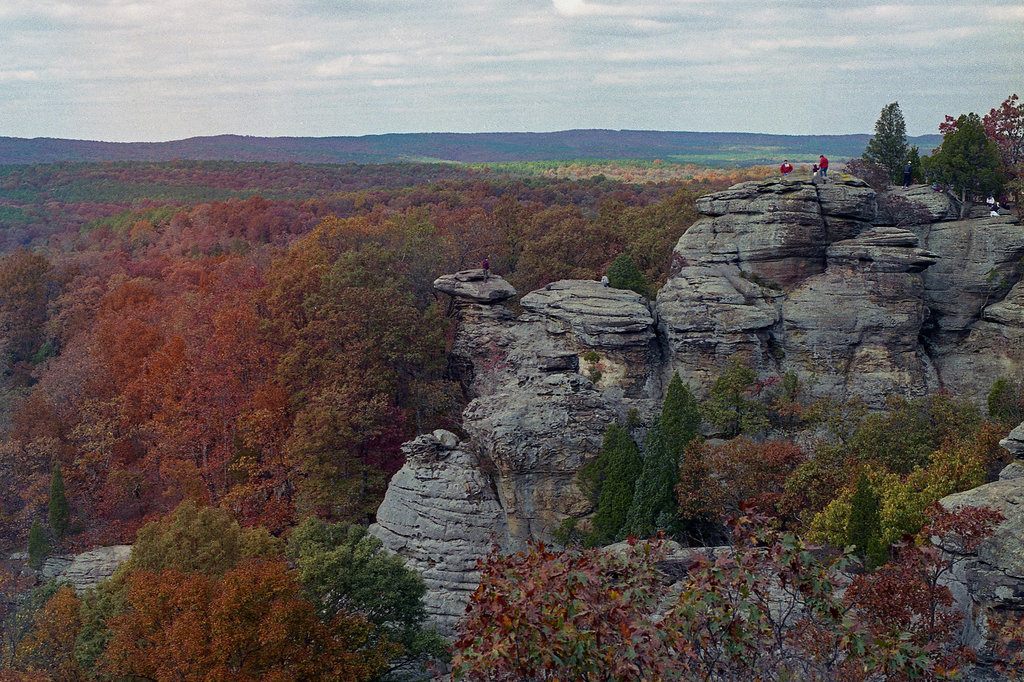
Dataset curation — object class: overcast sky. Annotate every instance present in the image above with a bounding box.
[1,0,1021,142]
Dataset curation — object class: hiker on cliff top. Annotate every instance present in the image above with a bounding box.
[903,162,913,187]
[780,160,793,176]
[818,155,829,181]
[482,256,490,280]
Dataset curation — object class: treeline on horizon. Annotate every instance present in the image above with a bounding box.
[0,129,944,166]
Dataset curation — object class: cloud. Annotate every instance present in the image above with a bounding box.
[0,0,1020,140]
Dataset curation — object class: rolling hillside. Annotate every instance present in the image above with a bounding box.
[0,130,943,166]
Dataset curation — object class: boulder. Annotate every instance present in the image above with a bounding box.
[1001,422,1024,459]
[519,280,656,349]
[369,431,508,635]
[876,185,960,225]
[433,269,516,303]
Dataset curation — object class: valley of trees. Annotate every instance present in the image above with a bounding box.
[0,94,1022,680]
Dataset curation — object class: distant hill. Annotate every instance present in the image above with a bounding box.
[0,130,943,166]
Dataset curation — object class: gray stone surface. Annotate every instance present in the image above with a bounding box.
[876,184,960,225]
[1001,422,1024,459]
[378,178,1023,643]
[433,269,516,303]
[519,279,656,349]
[940,479,1024,667]
[369,431,508,635]
[40,545,132,592]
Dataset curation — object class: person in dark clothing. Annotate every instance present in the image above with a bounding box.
[482,256,490,280]
[903,162,912,187]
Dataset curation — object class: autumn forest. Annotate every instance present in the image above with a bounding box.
[1,92,1023,681]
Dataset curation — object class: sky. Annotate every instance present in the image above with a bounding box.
[1,0,1021,142]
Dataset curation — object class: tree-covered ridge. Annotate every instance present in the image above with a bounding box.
[0,130,943,165]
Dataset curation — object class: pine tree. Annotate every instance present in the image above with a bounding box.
[606,254,651,298]
[863,102,909,184]
[925,112,1005,217]
[624,373,702,538]
[28,518,49,570]
[660,371,702,449]
[587,423,642,544]
[49,462,70,539]
[847,473,887,568]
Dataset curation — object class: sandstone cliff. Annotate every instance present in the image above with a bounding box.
[372,177,1024,633]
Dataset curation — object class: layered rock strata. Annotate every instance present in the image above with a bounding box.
[369,430,507,634]
[375,177,1023,633]
[940,422,1024,675]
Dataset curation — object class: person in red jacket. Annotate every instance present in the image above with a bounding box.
[780,160,793,176]
[819,155,829,181]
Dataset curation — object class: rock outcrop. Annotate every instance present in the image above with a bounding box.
[940,422,1024,675]
[369,431,507,634]
[375,177,1024,633]
[780,227,940,405]
[8,545,134,592]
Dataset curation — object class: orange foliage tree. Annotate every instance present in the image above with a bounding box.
[99,560,392,682]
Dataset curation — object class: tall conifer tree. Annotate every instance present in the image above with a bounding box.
[863,102,909,184]
[624,373,701,538]
[49,462,70,539]
[587,423,642,544]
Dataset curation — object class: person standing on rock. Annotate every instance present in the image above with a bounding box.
[903,162,913,187]
[482,256,490,280]
[780,160,793,176]
[818,155,829,181]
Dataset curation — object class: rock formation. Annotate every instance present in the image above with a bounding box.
[940,421,1024,676]
[369,430,507,634]
[373,179,1024,632]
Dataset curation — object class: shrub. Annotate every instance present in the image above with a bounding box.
[606,253,652,298]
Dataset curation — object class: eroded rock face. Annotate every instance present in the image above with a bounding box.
[433,269,516,303]
[679,178,874,289]
[876,184,960,225]
[456,279,658,546]
[376,177,1023,638]
[781,228,940,406]
[368,431,508,635]
[37,545,132,592]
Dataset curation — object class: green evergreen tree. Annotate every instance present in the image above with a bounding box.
[27,518,49,570]
[48,462,70,540]
[585,423,642,545]
[924,112,1005,217]
[863,102,909,184]
[703,358,767,437]
[624,373,701,538]
[906,145,923,185]
[606,253,652,298]
[846,474,887,568]
[660,371,702,448]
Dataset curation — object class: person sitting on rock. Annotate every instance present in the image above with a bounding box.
[780,160,793,176]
